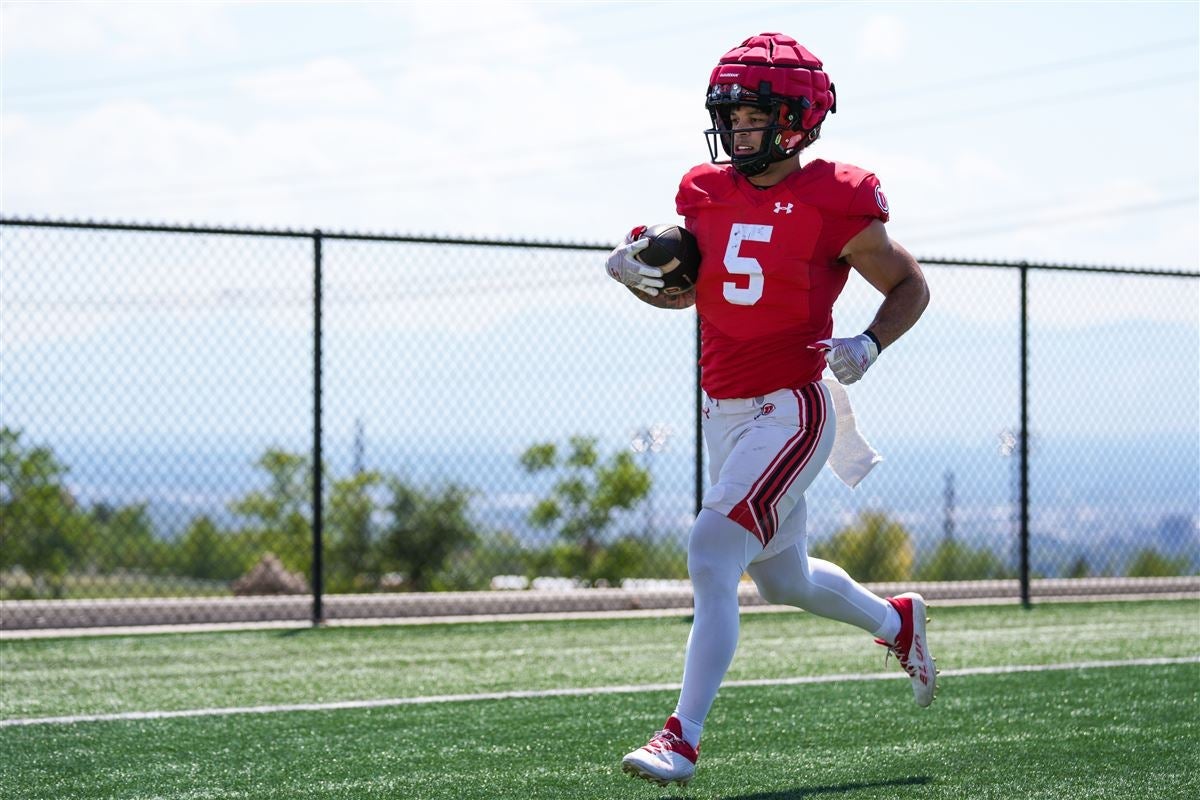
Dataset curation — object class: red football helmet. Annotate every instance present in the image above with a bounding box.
[704,33,837,177]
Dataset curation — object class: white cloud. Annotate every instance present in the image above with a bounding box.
[1,0,700,239]
[1,1,236,60]
[857,15,908,62]
[2,101,236,215]
[235,58,385,109]
[376,1,580,65]
[950,151,1010,184]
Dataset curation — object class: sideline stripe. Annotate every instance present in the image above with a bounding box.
[2,656,1196,728]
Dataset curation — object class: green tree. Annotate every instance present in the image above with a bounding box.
[229,449,312,575]
[593,535,688,584]
[325,470,384,592]
[378,479,478,592]
[0,427,88,597]
[1066,555,1090,579]
[174,516,248,581]
[519,436,652,583]
[89,502,167,575]
[1126,548,1187,577]
[444,530,531,591]
[916,539,1009,581]
[811,510,913,582]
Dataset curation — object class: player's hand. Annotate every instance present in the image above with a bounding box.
[605,235,664,296]
[811,334,880,385]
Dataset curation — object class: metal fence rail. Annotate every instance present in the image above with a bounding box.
[1,217,1197,629]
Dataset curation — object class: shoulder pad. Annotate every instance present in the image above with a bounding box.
[677,163,733,217]
[808,160,890,222]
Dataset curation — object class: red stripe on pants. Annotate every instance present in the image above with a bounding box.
[727,385,827,545]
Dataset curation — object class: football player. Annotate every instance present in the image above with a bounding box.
[606,33,936,787]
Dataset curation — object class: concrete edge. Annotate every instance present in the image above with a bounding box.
[2,578,1196,639]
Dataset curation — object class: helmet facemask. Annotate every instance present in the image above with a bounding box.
[704,86,814,177]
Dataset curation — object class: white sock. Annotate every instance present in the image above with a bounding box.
[874,604,902,645]
[673,510,755,748]
[671,711,704,748]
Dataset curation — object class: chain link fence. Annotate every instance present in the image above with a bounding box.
[1,218,1197,629]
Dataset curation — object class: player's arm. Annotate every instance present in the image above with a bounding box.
[814,219,929,384]
[839,219,928,350]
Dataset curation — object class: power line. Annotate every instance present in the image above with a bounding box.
[9,60,1195,203]
[10,125,654,199]
[1,3,626,100]
[903,180,1199,229]
[8,20,1191,112]
[856,36,1198,102]
[0,4,742,109]
[9,74,1196,209]
[5,6,1196,202]
[4,44,400,100]
[851,71,1198,134]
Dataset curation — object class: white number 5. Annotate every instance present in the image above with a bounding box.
[722,223,771,305]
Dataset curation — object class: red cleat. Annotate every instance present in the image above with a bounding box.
[876,592,939,707]
[621,715,699,786]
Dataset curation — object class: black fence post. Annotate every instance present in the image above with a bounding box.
[312,230,325,626]
[1019,262,1031,609]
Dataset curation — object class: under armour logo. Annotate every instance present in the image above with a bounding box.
[773,202,793,214]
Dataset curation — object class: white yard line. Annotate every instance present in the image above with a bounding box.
[3,655,1196,729]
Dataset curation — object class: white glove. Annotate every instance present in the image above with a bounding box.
[605,235,664,296]
[812,333,880,385]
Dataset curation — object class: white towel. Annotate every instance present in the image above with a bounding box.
[822,378,883,488]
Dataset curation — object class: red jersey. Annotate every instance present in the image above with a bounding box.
[676,159,890,399]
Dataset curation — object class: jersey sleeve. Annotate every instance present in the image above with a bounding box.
[847,170,891,223]
[821,164,891,255]
[676,163,722,230]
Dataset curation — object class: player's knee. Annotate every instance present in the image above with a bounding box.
[687,510,749,590]
[753,575,808,607]
[748,548,815,607]
[754,579,790,606]
[687,544,731,590]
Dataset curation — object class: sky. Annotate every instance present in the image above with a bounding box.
[0,2,1196,541]
[1,1,1197,446]
[2,1,1198,269]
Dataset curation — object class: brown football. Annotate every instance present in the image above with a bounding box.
[635,224,701,295]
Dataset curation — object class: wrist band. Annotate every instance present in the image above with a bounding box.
[862,329,882,352]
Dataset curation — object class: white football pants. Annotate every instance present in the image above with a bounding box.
[674,383,895,739]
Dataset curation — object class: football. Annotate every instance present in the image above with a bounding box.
[634,224,701,295]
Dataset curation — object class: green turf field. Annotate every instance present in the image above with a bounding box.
[2,599,1197,799]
